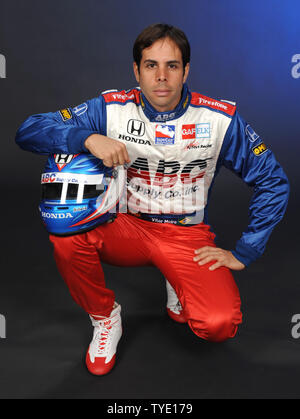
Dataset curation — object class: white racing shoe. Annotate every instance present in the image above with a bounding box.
[166,280,187,324]
[86,302,122,375]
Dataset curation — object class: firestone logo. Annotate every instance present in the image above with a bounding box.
[0,54,6,78]
[291,54,300,79]
[199,97,227,110]
[112,93,135,101]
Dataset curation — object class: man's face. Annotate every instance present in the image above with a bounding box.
[133,37,190,113]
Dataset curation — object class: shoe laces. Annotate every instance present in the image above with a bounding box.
[93,317,118,356]
[170,301,183,314]
[166,280,181,308]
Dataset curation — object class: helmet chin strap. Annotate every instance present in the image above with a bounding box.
[100,166,127,215]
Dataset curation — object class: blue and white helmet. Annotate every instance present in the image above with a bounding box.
[39,153,126,235]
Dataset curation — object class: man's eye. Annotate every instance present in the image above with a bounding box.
[146,63,156,68]
[169,64,178,69]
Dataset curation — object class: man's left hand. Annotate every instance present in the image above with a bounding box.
[194,247,245,271]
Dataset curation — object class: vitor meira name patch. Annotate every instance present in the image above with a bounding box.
[59,108,72,121]
[252,142,268,156]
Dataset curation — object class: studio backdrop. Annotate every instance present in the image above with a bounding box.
[0,0,299,399]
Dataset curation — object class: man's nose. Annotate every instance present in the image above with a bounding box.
[156,66,167,81]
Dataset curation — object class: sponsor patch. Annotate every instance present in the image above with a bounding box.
[59,108,72,121]
[252,142,268,156]
[41,211,73,219]
[73,103,88,116]
[54,154,76,171]
[182,123,211,139]
[119,134,151,145]
[182,124,196,140]
[103,89,140,104]
[73,206,88,212]
[245,124,260,142]
[196,123,211,139]
[154,113,176,123]
[179,217,192,225]
[155,124,175,145]
[190,93,236,116]
[41,173,56,183]
[127,119,145,137]
[185,141,199,150]
[184,141,212,150]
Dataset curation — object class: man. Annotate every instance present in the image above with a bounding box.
[15,23,289,375]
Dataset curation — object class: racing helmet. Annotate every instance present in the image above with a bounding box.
[39,153,126,235]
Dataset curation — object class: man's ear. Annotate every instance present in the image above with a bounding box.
[133,62,140,83]
[183,63,190,83]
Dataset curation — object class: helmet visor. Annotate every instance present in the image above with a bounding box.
[41,172,106,203]
[42,182,106,202]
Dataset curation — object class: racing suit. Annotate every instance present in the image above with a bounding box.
[15,84,289,341]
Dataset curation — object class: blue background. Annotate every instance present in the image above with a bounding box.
[1,0,299,180]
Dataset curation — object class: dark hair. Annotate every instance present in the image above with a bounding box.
[133,23,190,70]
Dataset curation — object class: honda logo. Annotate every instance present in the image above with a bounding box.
[55,154,74,164]
[127,119,145,137]
[54,154,75,171]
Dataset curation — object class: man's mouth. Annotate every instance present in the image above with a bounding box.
[153,89,171,97]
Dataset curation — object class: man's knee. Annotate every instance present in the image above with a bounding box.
[188,312,241,342]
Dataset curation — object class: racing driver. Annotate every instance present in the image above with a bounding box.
[15,23,289,375]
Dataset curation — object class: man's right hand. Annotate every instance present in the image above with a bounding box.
[84,134,131,167]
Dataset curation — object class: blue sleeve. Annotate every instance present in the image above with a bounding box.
[218,111,290,266]
[15,96,107,155]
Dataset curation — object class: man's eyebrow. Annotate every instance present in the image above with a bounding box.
[143,59,181,64]
[143,59,158,64]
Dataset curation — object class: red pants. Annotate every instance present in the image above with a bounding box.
[49,213,242,342]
